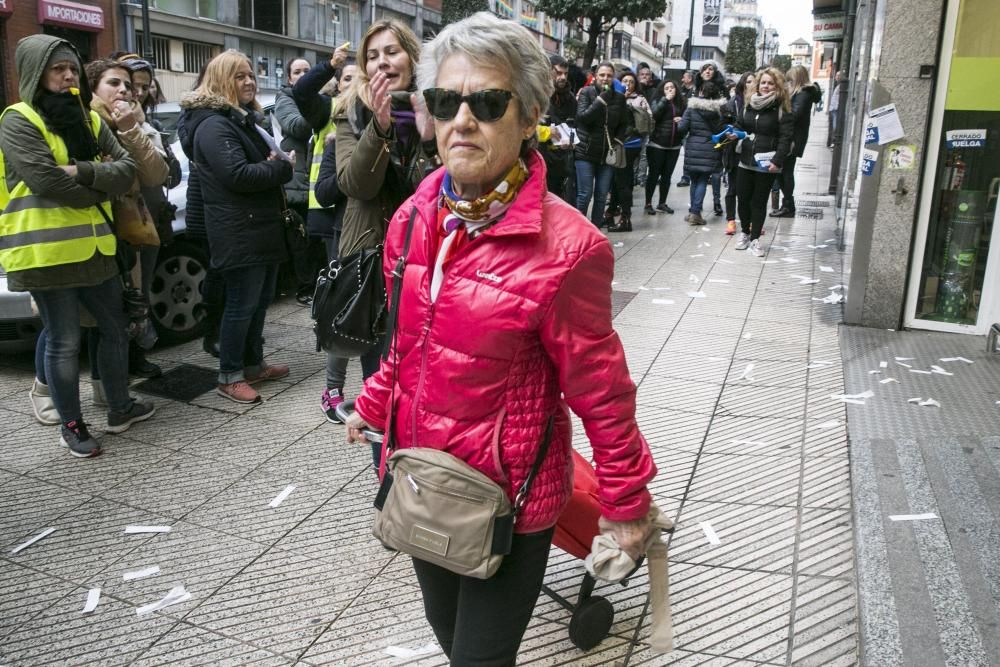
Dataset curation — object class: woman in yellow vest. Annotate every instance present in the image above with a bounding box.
[0,36,156,458]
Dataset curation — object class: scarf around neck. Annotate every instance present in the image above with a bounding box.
[36,90,100,162]
[440,158,528,224]
[749,91,777,111]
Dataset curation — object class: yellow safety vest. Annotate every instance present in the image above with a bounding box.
[0,102,115,272]
[308,98,337,210]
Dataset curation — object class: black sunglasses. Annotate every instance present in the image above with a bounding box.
[422,88,514,122]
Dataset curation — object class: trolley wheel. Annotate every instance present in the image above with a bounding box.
[568,595,614,651]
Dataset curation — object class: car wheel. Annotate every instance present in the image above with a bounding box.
[150,240,209,344]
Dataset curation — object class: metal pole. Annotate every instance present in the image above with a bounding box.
[685,0,696,71]
[140,0,154,65]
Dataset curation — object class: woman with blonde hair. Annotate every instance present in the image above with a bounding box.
[770,64,823,218]
[178,50,294,403]
[729,67,794,257]
[334,19,437,449]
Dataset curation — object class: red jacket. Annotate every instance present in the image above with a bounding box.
[354,150,656,533]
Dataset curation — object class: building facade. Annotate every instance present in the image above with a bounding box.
[667,0,727,71]
[826,0,1000,336]
[789,37,811,67]
[1,0,120,109]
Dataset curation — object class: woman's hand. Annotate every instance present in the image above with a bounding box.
[410,92,435,142]
[369,72,392,135]
[345,412,370,444]
[113,100,137,131]
[767,161,780,173]
[285,149,296,165]
[673,116,682,124]
[599,515,652,561]
[330,44,349,69]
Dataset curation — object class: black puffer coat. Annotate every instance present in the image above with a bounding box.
[789,84,823,158]
[649,96,685,148]
[678,96,727,174]
[574,84,633,163]
[178,92,293,270]
[732,98,795,171]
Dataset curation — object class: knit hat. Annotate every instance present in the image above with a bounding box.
[47,45,81,72]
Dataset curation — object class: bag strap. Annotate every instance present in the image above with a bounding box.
[513,414,554,520]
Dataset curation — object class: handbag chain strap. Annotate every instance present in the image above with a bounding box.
[380,205,554,520]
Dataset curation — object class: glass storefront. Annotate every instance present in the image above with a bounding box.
[910,0,999,328]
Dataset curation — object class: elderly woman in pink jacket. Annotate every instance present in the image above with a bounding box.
[345,12,657,664]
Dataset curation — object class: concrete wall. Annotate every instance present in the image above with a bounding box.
[846,0,946,329]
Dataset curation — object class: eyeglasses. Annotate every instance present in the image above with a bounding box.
[422,88,514,122]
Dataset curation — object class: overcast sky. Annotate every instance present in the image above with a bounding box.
[757,0,815,52]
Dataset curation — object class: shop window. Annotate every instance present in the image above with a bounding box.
[154,0,217,18]
[913,0,999,325]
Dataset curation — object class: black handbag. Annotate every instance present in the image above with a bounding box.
[311,207,416,356]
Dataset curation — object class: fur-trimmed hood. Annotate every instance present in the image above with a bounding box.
[179,90,239,112]
[687,96,727,113]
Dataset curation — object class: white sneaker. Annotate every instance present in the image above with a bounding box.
[749,238,765,257]
[29,378,60,426]
[735,232,750,250]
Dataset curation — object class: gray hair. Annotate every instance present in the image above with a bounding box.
[417,12,552,126]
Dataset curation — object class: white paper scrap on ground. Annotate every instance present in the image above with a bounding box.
[708,279,730,284]
[835,390,875,400]
[690,254,705,258]
[808,245,829,249]
[889,513,938,522]
[822,292,845,304]
[83,588,101,614]
[910,369,932,375]
[919,398,941,408]
[908,397,923,404]
[820,266,835,272]
[800,278,821,285]
[136,585,191,616]
[830,284,847,290]
[738,363,755,381]
[811,420,841,430]
[880,361,888,368]
[701,242,711,248]
[825,238,837,243]
[930,365,953,376]
[124,526,171,534]
[268,485,296,508]
[939,357,974,364]
[780,257,800,263]
[638,285,650,291]
[699,522,722,545]
[653,287,671,291]
[839,398,866,405]
[123,566,161,581]
[613,242,624,247]
[880,378,899,384]
[731,439,770,446]
[762,260,779,264]
[687,291,707,299]
[385,643,440,659]
[652,299,675,305]
[896,361,913,368]
[869,370,882,375]
[688,274,699,283]
[895,357,915,361]
[10,527,55,555]
[743,333,753,340]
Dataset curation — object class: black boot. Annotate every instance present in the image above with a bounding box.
[129,343,162,378]
[608,214,632,232]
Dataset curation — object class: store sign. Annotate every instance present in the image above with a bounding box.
[0,0,13,17]
[945,129,987,149]
[38,0,105,31]
[814,13,845,42]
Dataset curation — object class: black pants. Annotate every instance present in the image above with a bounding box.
[778,156,798,210]
[412,527,555,666]
[645,146,681,206]
[736,168,777,240]
[608,147,641,215]
[724,164,740,221]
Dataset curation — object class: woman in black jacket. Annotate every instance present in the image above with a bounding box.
[643,79,686,215]
[178,50,294,404]
[574,62,632,228]
[721,71,755,234]
[730,67,795,257]
[678,81,727,225]
[771,65,823,218]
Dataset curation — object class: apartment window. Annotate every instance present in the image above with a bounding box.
[611,31,631,59]
[238,0,284,35]
[153,0,217,19]
[183,41,217,74]
[315,1,350,47]
[135,32,171,69]
[702,0,720,37]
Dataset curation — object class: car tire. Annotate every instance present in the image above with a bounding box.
[149,240,210,345]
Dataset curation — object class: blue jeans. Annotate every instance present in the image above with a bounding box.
[575,159,615,226]
[31,277,132,421]
[688,172,711,214]
[218,263,279,384]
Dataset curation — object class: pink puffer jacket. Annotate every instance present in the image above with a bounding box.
[354,151,656,533]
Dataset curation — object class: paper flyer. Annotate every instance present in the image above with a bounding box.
[869,103,905,145]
